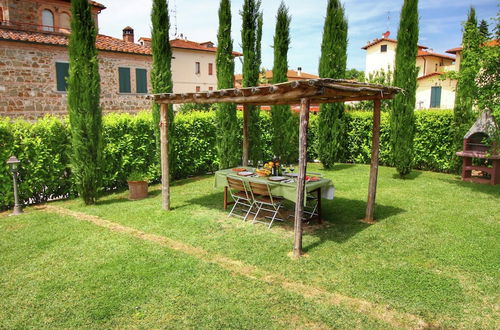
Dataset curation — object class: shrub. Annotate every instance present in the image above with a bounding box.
[0,109,455,210]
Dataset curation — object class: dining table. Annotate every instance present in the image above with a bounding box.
[214,167,335,223]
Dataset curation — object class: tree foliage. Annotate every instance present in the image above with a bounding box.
[215,0,240,169]
[317,0,348,168]
[391,0,419,177]
[478,19,490,39]
[452,7,484,171]
[345,68,365,82]
[270,2,296,163]
[241,0,263,164]
[67,0,102,205]
[151,0,174,171]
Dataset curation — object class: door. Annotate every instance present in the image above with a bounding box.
[430,86,442,108]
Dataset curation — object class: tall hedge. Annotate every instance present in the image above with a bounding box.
[0,110,457,210]
[151,0,174,171]
[241,0,263,164]
[391,0,419,177]
[215,0,240,169]
[67,0,102,205]
[271,2,296,163]
[318,0,348,168]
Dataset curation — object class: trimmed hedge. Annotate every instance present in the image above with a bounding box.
[0,109,454,210]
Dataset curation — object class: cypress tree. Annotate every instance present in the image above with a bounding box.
[67,0,102,205]
[390,0,419,177]
[452,8,483,171]
[151,0,174,172]
[318,0,348,168]
[271,2,296,163]
[215,0,240,168]
[478,19,490,39]
[241,0,263,164]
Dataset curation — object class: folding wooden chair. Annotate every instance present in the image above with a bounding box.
[226,176,254,221]
[248,181,284,229]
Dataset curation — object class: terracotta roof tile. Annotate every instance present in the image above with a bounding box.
[235,69,318,82]
[61,0,106,9]
[417,49,455,60]
[446,39,499,54]
[0,28,240,57]
[417,72,443,80]
[362,37,427,50]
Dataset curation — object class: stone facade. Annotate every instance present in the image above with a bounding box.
[0,40,152,118]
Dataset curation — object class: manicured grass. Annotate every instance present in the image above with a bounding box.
[1,164,499,328]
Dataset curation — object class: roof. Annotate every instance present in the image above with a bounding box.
[170,38,242,56]
[62,0,106,9]
[417,49,455,60]
[235,69,318,82]
[362,37,428,50]
[446,39,499,54]
[149,78,401,105]
[0,28,241,56]
[417,72,443,80]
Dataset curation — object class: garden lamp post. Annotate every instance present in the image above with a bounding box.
[6,156,23,215]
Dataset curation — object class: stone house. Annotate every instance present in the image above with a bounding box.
[363,31,457,109]
[0,0,241,118]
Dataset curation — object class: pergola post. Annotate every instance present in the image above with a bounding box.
[293,98,310,258]
[160,103,170,210]
[363,98,381,223]
[242,105,250,166]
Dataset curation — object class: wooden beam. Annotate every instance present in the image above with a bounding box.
[242,104,249,166]
[363,99,381,223]
[293,98,311,258]
[160,103,170,211]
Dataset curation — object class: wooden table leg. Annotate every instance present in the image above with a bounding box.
[224,186,228,210]
[316,188,323,224]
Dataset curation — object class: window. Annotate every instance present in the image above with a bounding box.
[196,86,201,92]
[0,8,4,24]
[430,86,442,108]
[136,68,147,93]
[208,63,213,75]
[195,62,200,74]
[55,62,69,92]
[380,44,387,52]
[42,9,54,32]
[60,12,70,31]
[435,63,438,72]
[118,67,131,93]
[208,86,213,91]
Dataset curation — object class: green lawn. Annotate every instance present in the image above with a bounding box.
[1,164,499,328]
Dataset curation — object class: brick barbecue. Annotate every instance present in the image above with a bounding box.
[456,111,499,185]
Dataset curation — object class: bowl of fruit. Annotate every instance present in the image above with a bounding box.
[256,168,271,177]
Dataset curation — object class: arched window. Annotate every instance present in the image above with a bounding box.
[60,12,70,31]
[42,9,54,32]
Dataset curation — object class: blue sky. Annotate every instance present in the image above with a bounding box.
[98,0,498,75]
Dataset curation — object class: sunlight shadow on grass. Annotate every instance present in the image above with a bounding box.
[391,171,423,180]
[438,177,500,197]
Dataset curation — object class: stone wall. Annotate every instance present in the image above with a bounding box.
[0,40,153,119]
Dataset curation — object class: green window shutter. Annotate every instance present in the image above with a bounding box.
[430,86,442,108]
[136,68,147,93]
[118,67,131,93]
[55,62,69,92]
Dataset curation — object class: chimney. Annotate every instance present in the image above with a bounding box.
[123,26,134,43]
[297,67,302,77]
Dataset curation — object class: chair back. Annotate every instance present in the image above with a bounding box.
[249,181,274,204]
[227,176,251,200]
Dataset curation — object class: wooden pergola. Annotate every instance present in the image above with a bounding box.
[150,78,401,258]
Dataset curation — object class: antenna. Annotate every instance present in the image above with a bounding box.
[169,0,178,38]
[386,11,390,32]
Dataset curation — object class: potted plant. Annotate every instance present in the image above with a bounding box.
[127,170,149,200]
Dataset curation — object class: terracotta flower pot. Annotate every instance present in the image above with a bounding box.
[127,180,148,200]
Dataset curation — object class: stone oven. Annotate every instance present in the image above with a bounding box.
[456,111,499,185]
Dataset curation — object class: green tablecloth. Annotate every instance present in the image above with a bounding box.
[214,168,335,203]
